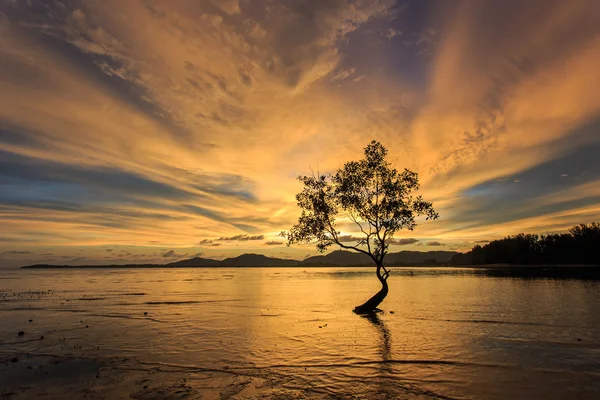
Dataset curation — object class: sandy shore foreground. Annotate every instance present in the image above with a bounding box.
[0,353,314,400]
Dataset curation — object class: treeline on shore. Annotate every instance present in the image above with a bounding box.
[451,222,600,265]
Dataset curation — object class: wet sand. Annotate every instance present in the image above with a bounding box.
[2,352,435,399]
[0,353,302,400]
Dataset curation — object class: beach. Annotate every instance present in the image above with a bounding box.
[1,267,599,399]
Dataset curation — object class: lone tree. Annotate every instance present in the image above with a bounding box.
[282,141,439,314]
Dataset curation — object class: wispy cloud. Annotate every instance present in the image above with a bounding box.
[337,235,365,242]
[426,241,444,247]
[264,241,284,246]
[1,0,599,265]
[1,250,32,255]
[389,238,419,246]
[217,234,265,241]
[162,250,181,258]
[199,239,221,247]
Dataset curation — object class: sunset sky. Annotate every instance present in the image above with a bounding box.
[1,0,600,267]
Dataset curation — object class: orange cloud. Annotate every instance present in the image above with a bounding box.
[1,0,599,265]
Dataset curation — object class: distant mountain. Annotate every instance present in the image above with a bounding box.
[21,250,457,268]
[302,250,456,266]
[22,263,166,269]
[167,257,220,267]
[303,250,372,266]
[220,253,299,267]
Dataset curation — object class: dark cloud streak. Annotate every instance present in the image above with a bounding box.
[217,234,265,241]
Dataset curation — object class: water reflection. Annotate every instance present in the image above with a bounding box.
[361,312,393,398]
[1,268,600,399]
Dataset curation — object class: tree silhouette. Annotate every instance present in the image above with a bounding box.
[282,141,438,314]
[451,222,600,265]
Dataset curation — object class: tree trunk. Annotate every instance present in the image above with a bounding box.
[353,263,389,314]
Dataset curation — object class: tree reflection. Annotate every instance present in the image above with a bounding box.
[361,312,393,397]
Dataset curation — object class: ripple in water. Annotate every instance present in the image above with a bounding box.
[1,267,599,399]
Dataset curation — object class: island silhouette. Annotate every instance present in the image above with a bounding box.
[21,249,456,268]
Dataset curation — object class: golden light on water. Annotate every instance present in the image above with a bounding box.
[2,267,598,398]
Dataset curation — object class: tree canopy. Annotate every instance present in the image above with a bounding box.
[283,140,439,267]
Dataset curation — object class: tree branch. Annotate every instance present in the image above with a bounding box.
[324,213,379,264]
[349,211,373,255]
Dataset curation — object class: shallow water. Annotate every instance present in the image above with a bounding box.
[1,267,599,399]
